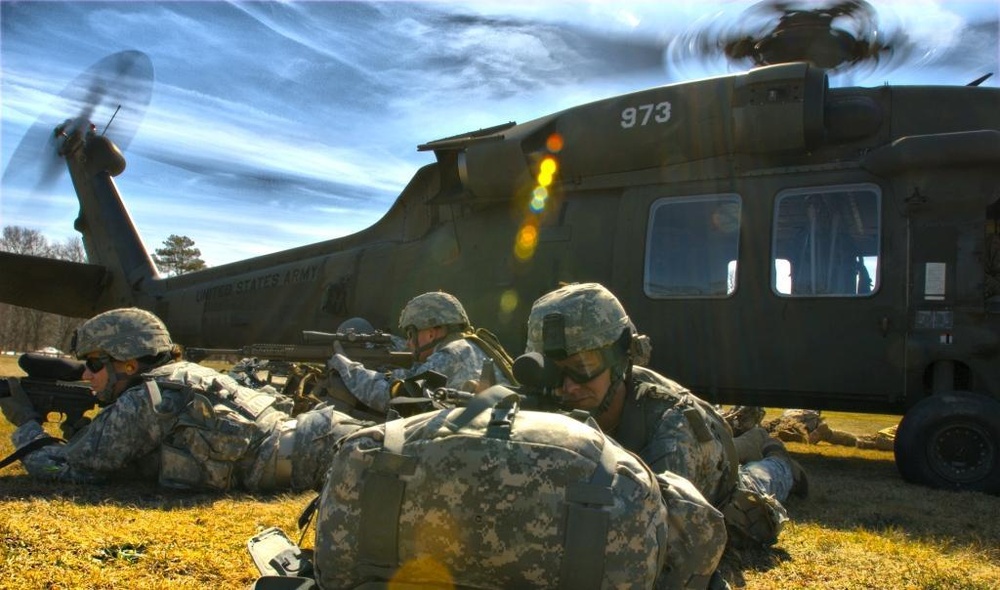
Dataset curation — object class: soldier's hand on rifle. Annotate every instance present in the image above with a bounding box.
[332,340,346,357]
[0,377,41,426]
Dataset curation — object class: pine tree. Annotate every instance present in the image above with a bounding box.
[153,234,207,276]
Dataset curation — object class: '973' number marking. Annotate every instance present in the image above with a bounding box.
[620,101,671,128]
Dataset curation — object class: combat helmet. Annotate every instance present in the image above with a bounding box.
[73,307,173,360]
[398,292,470,333]
[526,283,632,359]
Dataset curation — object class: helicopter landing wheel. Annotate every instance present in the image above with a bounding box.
[894,391,1000,495]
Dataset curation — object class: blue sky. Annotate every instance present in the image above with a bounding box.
[2,0,998,267]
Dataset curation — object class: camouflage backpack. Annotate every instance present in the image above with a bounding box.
[313,386,669,589]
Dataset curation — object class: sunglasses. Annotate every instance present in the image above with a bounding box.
[84,355,111,373]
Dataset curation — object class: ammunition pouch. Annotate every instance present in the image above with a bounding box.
[159,400,256,490]
[147,370,281,491]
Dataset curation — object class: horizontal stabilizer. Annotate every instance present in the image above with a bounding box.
[0,252,110,318]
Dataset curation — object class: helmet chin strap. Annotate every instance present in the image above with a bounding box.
[411,338,440,361]
[591,358,631,418]
[592,381,620,417]
[411,328,457,361]
[95,368,134,406]
[95,369,120,405]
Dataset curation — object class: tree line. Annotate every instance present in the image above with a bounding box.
[0,227,206,354]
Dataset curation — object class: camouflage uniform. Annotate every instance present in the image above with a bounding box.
[618,366,793,546]
[622,368,796,505]
[328,292,510,413]
[6,308,369,492]
[527,283,796,549]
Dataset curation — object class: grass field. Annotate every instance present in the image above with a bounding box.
[2,357,998,589]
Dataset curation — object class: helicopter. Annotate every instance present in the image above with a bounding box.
[1,0,999,494]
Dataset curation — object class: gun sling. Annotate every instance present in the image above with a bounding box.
[0,435,65,470]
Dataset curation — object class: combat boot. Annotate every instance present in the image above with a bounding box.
[721,405,766,437]
[761,437,809,499]
[733,426,769,463]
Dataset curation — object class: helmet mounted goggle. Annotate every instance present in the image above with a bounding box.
[542,312,630,384]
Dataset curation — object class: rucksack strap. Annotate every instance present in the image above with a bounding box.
[560,430,617,590]
[444,385,520,433]
[357,418,417,578]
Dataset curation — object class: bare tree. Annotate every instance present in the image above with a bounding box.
[0,225,48,255]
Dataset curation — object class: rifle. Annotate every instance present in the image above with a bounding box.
[0,353,98,438]
[390,354,566,415]
[186,330,413,370]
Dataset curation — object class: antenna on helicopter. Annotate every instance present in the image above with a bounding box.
[101,104,123,136]
[968,73,994,87]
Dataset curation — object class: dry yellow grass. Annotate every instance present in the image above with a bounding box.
[2,357,998,589]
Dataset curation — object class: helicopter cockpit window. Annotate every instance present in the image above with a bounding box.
[772,185,880,297]
[645,194,741,298]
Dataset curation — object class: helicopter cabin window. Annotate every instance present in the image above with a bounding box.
[772,185,880,297]
[645,195,741,298]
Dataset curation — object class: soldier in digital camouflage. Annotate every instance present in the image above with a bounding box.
[0,307,370,491]
[525,283,808,553]
[327,291,513,415]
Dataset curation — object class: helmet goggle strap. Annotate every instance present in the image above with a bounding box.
[541,313,568,360]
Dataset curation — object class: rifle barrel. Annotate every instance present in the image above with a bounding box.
[301,330,393,345]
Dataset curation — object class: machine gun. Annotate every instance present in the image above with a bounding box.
[186,330,413,370]
[0,353,98,438]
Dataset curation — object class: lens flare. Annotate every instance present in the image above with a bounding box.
[530,187,548,212]
[514,223,539,261]
[546,132,564,153]
[500,289,519,313]
[537,156,557,187]
[539,156,557,176]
